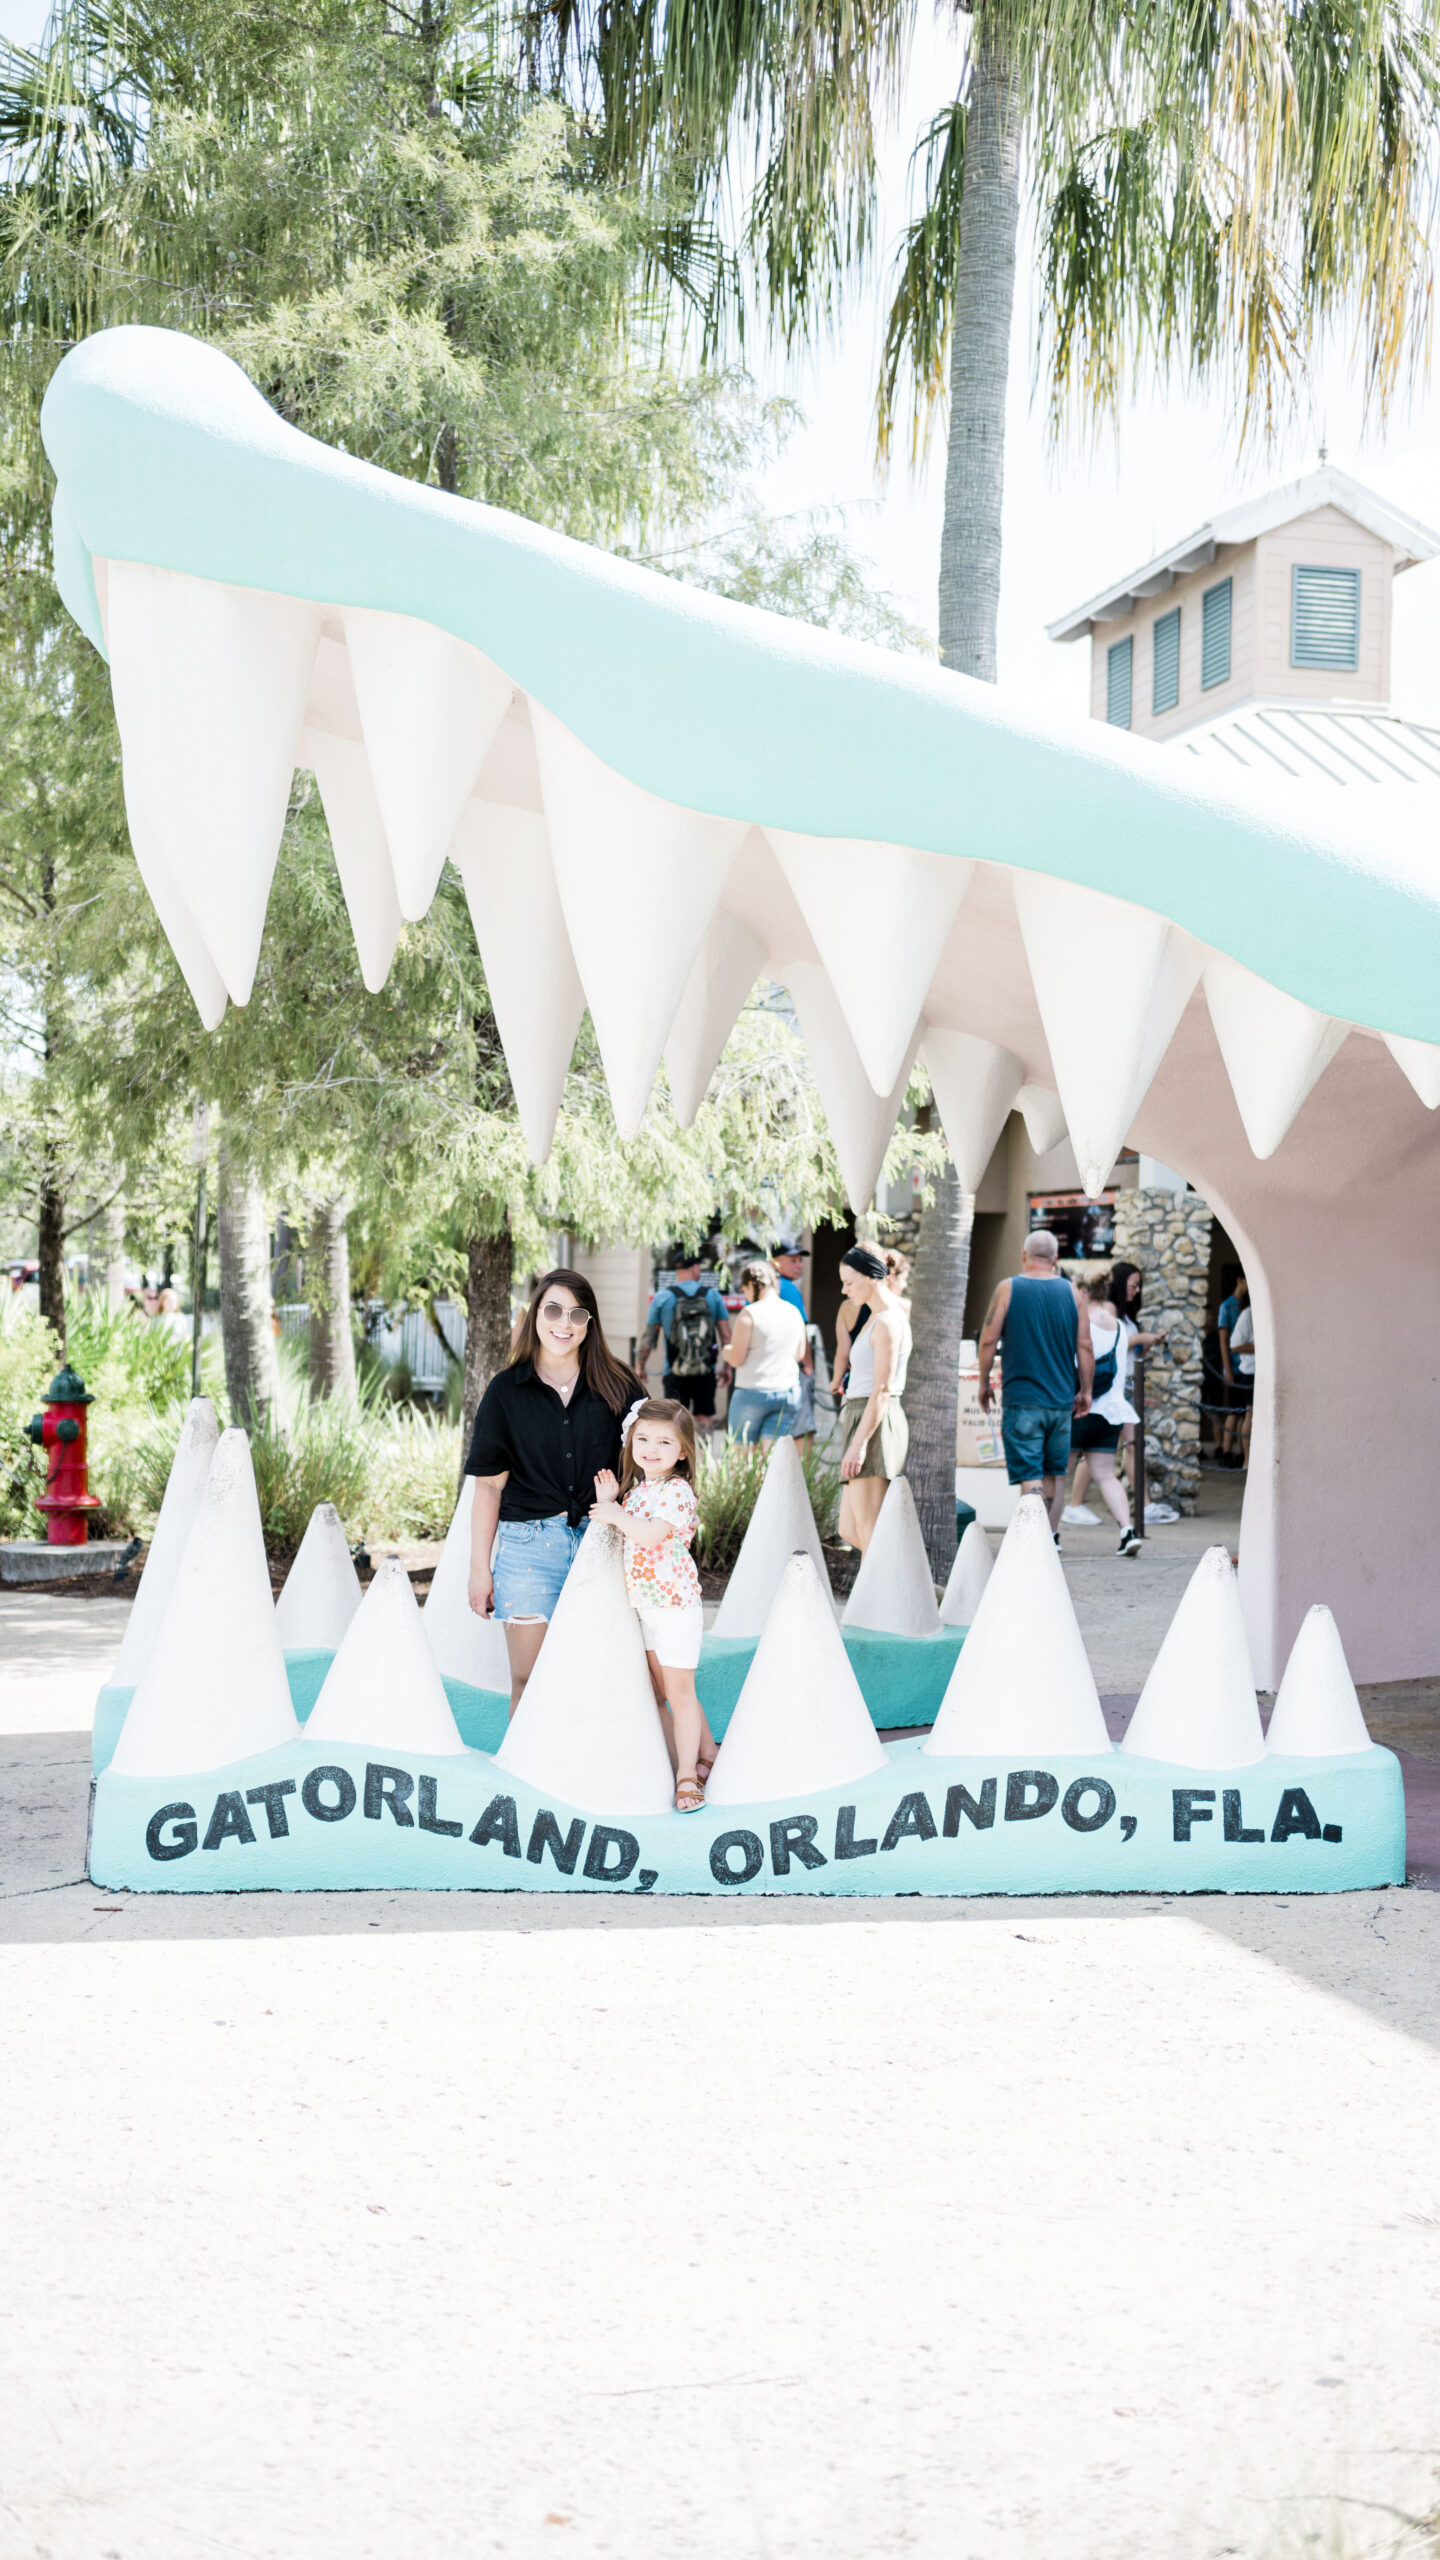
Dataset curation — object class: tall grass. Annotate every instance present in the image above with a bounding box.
[694,1432,839,1574]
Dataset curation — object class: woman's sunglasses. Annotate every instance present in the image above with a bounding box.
[540,1301,590,1328]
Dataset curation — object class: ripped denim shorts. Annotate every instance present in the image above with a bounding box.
[490,1514,587,1623]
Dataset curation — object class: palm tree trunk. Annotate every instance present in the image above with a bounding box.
[936,8,1020,677]
[218,1139,280,1428]
[37,1162,66,1351]
[306,1198,357,1404]
[904,1164,975,1578]
[462,1224,514,1470]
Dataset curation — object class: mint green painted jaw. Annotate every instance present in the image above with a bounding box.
[40,323,1440,1041]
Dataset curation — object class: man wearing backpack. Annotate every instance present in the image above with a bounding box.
[638,1249,733,1433]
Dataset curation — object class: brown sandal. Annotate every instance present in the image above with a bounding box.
[675,1776,705,1813]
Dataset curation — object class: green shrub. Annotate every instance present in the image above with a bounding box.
[694,1432,839,1573]
[0,1294,61,1536]
[249,1397,373,1558]
[366,1407,463,1542]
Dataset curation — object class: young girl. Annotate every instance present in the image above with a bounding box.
[591,1399,718,1812]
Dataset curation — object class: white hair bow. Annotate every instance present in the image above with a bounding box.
[620,1397,647,1447]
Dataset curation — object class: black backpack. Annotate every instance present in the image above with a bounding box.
[668,1289,717,1377]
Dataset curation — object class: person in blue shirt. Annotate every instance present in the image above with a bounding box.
[1216,1273,1249,1467]
[638,1250,732,1433]
[977,1228,1093,1538]
[772,1240,817,1454]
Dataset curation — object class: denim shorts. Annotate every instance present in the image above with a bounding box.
[491,1515,587,1622]
[727,1385,801,1443]
[1001,1404,1073,1485]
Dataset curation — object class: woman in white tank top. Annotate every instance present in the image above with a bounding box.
[722,1261,805,1442]
[836,1244,912,1554]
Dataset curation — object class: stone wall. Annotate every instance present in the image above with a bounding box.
[1111,1188,1212,1514]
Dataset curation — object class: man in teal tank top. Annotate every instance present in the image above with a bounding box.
[977,1230,1093,1535]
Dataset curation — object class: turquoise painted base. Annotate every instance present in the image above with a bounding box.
[89,1729,1405,1898]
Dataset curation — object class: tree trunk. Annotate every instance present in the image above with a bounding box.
[903,1163,975,1580]
[217,1141,280,1428]
[37,1164,65,1351]
[936,10,1020,678]
[306,1198,357,1404]
[99,1196,126,1311]
[462,1225,514,1465]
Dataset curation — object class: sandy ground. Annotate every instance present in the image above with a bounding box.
[3,1497,1440,2560]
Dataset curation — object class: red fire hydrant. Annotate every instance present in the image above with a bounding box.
[25,1364,101,1546]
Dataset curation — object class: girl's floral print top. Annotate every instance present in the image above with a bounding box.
[622,1477,702,1608]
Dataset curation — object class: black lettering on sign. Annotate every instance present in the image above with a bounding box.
[1223,1789,1265,1843]
[770,1816,827,1875]
[1173,1789,1216,1842]
[1061,1778,1116,1833]
[584,1825,639,1883]
[302,1765,357,1823]
[202,1792,256,1851]
[146,1802,197,1862]
[528,1810,585,1874]
[834,1805,877,1859]
[245,1780,297,1840]
[1272,1788,1321,1843]
[1120,1815,1137,1842]
[710,1829,764,1885]
[943,1779,997,1836]
[882,1793,937,1851]
[1005,1771,1059,1823]
[417,1776,463,1838]
[1323,1823,1343,1844]
[470,1794,522,1858]
[364,1764,415,1826]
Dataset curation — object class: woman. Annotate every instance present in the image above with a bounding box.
[1065,1276,1143,1557]
[466,1269,640,1715]
[830,1246,909,1402]
[722,1260,806,1442]
[1071,1260,1168,1518]
[836,1244,912,1553]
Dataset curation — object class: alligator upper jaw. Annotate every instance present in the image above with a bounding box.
[43,326,1440,1197]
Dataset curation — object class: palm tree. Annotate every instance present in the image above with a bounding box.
[548,0,1440,1569]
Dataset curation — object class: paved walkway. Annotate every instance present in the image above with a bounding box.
[3,1552,1440,2558]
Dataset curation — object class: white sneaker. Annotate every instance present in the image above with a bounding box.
[1061,1504,1100,1526]
[1144,1500,1180,1525]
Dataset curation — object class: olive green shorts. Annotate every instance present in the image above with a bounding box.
[839,1396,909,1481]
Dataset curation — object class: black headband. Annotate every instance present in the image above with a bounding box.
[841,1246,887,1281]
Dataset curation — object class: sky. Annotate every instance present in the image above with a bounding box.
[8,0,1440,721]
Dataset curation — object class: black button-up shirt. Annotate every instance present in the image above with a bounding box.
[464,1361,631,1527]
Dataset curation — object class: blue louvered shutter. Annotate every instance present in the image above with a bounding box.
[1106,635,1133,727]
[1292,566,1360,670]
[1152,607,1180,714]
[1201,579,1232,689]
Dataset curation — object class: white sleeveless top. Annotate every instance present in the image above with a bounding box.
[734,1292,805,1392]
[847,1305,911,1401]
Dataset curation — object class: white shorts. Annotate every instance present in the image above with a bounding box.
[636,1602,704,1670]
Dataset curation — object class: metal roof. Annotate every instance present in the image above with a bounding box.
[1178,700,1440,789]
[1047,467,1440,643]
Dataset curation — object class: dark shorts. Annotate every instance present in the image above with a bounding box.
[1001,1404,1073,1485]
[1071,1413,1121,1455]
[664,1369,717,1418]
[1226,1376,1254,1409]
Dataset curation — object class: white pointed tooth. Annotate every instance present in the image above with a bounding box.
[1203,956,1348,1158]
[766,830,972,1095]
[920,1031,1023,1190]
[707,1552,889,1804]
[422,1477,513,1692]
[530,702,747,1139]
[1266,1605,1374,1756]
[341,608,513,921]
[273,1501,363,1653]
[496,1525,674,1816]
[301,730,403,993]
[120,780,230,1028]
[711,1435,829,1639]
[786,963,918,1211]
[449,800,585,1164]
[110,1399,219,1689]
[663,914,765,1127]
[939,1519,993,1628]
[106,562,321,1005]
[1018,1085,1067,1157]
[1015,877,1202,1198]
[842,1478,940,1638]
[924,1494,1111,1756]
[1384,1032,1440,1108]
[1121,1546,1265,1767]
[110,1428,299,1776]
[307,1556,466,1753]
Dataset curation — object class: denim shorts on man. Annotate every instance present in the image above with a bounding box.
[1001,1404,1073,1485]
[490,1514,587,1621]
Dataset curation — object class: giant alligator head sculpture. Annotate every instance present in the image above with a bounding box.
[41,325,1440,1685]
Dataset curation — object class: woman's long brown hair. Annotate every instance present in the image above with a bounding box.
[508,1267,639,1414]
